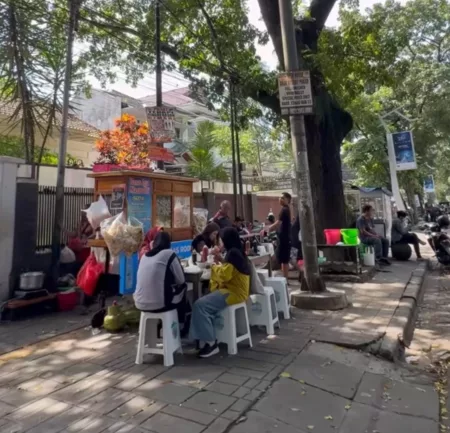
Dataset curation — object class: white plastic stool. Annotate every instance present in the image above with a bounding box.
[135,310,182,367]
[215,302,252,355]
[256,269,269,285]
[247,287,280,335]
[264,276,290,319]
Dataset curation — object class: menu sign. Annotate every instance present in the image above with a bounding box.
[127,177,152,233]
[110,184,126,210]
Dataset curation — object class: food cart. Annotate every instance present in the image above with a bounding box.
[87,170,197,294]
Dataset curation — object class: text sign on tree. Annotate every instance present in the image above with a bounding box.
[391,131,417,171]
[146,107,175,143]
[278,70,313,115]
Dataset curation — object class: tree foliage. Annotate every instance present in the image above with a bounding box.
[185,121,228,182]
[318,0,450,206]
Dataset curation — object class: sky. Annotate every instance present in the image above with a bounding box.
[90,0,385,99]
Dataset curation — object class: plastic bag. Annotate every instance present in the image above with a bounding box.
[60,246,76,264]
[76,254,104,296]
[101,212,144,256]
[193,208,208,236]
[83,196,111,230]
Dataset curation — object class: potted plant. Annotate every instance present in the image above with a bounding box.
[93,114,154,172]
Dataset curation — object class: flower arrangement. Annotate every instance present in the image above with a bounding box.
[94,114,153,170]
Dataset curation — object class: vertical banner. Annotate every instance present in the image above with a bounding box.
[423,175,435,193]
[391,131,417,171]
[127,177,152,233]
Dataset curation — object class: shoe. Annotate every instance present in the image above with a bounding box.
[198,342,220,358]
[380,258,392,265]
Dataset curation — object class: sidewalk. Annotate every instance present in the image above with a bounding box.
[0,259,435,433]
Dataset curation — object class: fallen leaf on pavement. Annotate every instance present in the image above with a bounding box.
[280,372,291,378]
[301,391,306,395]
[290,408,300,412]
[345,404,351,410]
[188,380,201,385]
[236,417,247,424]
[360,392,372,398]
[325,415,333,420]
[416,387,426,393]
[307,426,314,430]
[299,379,305,384]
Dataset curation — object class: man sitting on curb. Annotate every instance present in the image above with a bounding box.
[356,204,391,265]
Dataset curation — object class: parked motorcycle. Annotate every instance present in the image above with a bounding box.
[427,216,450,266]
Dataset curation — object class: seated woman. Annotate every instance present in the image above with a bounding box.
[189,227,250,358]
[391,211,426,260]
[139,226,163,259]
[134,231,189,336]
[191,222,220,254]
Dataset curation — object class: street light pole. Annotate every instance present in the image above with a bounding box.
[155,0,164,170]
[229,80,238,218]
[278,0,325,292]
[51,0,82,284]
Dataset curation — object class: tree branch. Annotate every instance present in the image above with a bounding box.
[309,0,337,31]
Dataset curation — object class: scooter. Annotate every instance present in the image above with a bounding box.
[427,224,450,266]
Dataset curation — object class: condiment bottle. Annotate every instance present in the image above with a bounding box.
[201,245,209,262]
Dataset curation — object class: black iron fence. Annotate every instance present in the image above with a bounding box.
[36,186,94,249]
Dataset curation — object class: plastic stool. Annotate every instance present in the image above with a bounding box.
[264,276,290,319]
[135,310,182,367]
[247,287,280,335]
[256,269,269,285]
[215,302,252,355]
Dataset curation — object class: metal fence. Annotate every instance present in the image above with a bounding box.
[242,176,293,192]
[36,186,94,249]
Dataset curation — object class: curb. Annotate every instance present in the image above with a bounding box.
[376,262,428,361]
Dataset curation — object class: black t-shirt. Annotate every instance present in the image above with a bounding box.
[277,205,291,243]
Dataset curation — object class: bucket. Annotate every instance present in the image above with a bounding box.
[57,289,78,312]
[324,229,342,245]
[341,229,359,245]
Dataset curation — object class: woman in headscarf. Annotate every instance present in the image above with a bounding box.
[134,231,189,335]
[191,222,220,254]
[189,227,250,358]
[139,226,163,259]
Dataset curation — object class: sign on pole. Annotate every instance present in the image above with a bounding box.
[391,131,417,171]
[278,70,313,115]
[423,175,435,193]
[146,106,175,143]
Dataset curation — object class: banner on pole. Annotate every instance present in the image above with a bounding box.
[278,70,313,115]
[146,106,175,143]
[423,175,435,193]
[391,131,417,171]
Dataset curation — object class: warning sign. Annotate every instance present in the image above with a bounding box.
[278,70,313,115]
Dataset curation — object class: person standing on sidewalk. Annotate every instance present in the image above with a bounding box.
[357,204,391,265]
[268,192,292,280]
[391,211,426,260]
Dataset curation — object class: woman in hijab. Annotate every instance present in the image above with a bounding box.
[139,226,163,259]
[191,222,220,253]
[189,227,250,358]
[134,231,189,335]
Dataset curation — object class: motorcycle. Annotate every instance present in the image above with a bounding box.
[427,223,450,266]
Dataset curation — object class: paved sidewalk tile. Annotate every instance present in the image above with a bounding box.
[205,380,239,396]
[134,379,197,404]
[161,404,216,425]
[141,412,204,433]
[217,373,250,386]
[354,372,439,421]
[155,365,226,389]
[230,410,306,433]
[182,390,236,415]
[285,352,365,399]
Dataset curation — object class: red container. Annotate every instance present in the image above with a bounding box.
[324,229,342,245]
[57,290,78,312]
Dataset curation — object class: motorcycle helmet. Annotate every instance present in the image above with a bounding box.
[437,215,450,229]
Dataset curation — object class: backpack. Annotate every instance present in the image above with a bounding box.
[163,253,187,308]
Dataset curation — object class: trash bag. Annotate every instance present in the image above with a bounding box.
[83,196,111,230]
[76,254,104,296]
[100,212,144,256]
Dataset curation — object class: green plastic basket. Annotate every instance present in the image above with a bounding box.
[340,229,359,245]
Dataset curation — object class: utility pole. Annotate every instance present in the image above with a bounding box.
[51,0,82,284]
[155,0,164,170]
[233,96,245,219]
[278,0,325,292]
[229,80,238,218]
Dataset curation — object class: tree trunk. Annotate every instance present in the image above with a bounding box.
[257,0,352,241]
